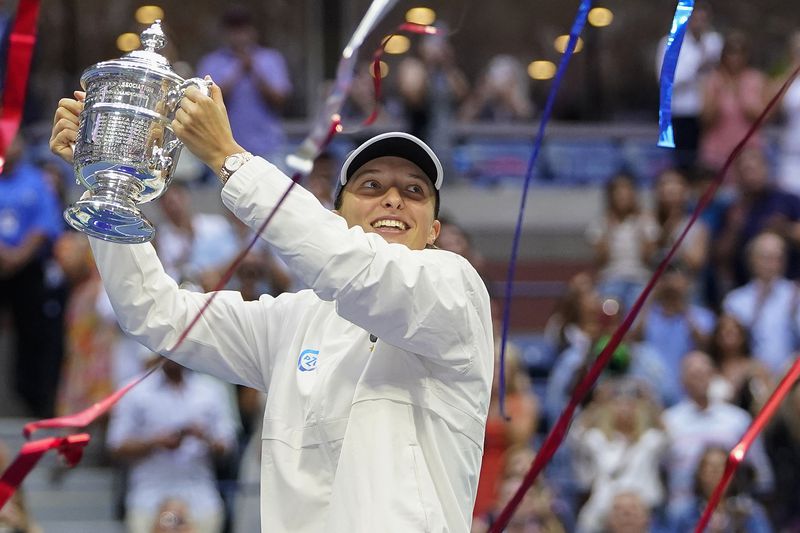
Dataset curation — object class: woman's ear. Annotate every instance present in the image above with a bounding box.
[427,220,442,246]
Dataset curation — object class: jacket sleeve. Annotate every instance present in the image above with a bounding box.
[222,158,493,371]
[89,237,283,390]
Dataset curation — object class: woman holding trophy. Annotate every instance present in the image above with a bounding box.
[49,20,493,533]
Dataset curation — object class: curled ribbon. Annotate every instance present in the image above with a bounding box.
[0,434,89,507]
[359,22,439,128]
[497,0,592,421]
[0,0,400,510]
[657,0,695,148]
[286,0,399,175]
[491,4,592,531]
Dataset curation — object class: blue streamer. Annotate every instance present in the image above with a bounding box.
[657,0,695,148]
[498,0,592,418]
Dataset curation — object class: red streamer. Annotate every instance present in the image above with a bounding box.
[0,434,89,505]
[490,61,800,533]
[361,22,438,127]
[0,0,41,171]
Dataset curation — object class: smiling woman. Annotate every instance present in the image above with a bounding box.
[338,156,440,250]
[333,132,444,250]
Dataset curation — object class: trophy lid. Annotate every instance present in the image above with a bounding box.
[81,20,183,86]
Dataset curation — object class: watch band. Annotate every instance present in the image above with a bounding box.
[218,151,253,185]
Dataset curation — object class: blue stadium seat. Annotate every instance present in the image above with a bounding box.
[452,138,546,186]
[508,333,557,377]
[542,139,623,185]
[619,139,675,186]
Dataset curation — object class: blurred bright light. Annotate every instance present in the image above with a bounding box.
[369,61,390,79]
[554,35,584,54]
[135,5,164,24]
[383,35,411,55]
[588,7,614,27]
[602,298,620,316]
[527,60,556,80]
[405,7,436,26]
[731,446,745,462]
[117,33,141,52]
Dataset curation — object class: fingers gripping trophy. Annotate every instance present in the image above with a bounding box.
[64,20,209,243]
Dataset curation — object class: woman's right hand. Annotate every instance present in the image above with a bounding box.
[49,91,85,163]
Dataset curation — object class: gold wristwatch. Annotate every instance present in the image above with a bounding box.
[218,151,253,185]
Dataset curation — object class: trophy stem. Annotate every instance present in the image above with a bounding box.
[64,170,156,243]
[92,171,144,208]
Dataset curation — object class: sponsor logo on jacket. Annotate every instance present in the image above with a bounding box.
[297,349,319,372]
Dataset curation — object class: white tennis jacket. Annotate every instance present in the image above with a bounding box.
[89,157,494,532]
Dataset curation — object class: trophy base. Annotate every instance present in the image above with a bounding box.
[64,199,155,244]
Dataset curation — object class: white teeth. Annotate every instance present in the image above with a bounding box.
[372,219,407,230]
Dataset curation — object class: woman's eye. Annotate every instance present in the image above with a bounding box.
[407,185,423,194]
[362,180,380,189]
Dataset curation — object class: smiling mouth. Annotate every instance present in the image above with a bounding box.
[371,219,408,232]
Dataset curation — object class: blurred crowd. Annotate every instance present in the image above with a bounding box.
[4,2,800,532]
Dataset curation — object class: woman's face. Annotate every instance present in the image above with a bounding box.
[716,316,746,354]
[611,395,638,431]
[698,449,728,497]
[722,45,748,73]
[656,171,687,209]
[610,179,637,213]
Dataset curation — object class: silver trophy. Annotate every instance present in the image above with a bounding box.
[64,20,209,243]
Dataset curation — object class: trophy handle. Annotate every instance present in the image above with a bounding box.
[150,139,182,173]
[166,77,212,112]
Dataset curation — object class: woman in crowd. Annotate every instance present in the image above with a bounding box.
[53,232,116,417]
[707,314,772,416]
[587,174,659,313]
[776,31,800,195]
[472,447,567,533]
[571,378,668,533]
[653,168,710,278]
[459,55,534,123]
[473,346,539,518]
[670,445,772,532]
[699,32,767,171]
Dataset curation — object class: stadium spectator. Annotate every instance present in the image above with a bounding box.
[715,148,800,289]
[699,32,767,171]
[670,445,773,532]
[460,55,534,123]
[196,5,291,160]
[706,313,772,416]
[639,260,715,406]
[587,173,659,313]
[107,359,237,533]
[0,134,63,417]
[572,378,667,533]
[662,351,773,521]
[722,231,800,375]
[775,31,800,195]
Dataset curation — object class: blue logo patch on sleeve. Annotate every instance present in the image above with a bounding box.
[297,349,320,372]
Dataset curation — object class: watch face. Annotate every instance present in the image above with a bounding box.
[225,154,243,172]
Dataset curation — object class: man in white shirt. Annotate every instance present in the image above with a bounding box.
[50,84,494,532]
[662,351,773,520]
[723,231,800,375]
[107,358,237,533]
[654,1,723,169]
